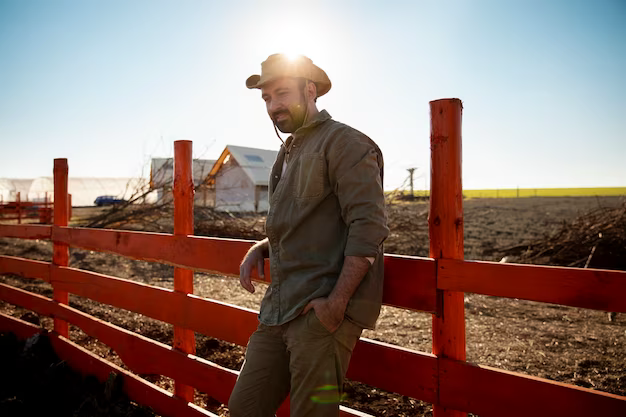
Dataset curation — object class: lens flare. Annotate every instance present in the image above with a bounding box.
[309,384,346,404]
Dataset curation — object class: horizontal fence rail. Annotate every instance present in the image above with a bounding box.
[0,281,374,417]
[0,198,54,224]
[0,284,239,405]
[0,312,216,417]
[0,253,439,403]
[4,224,625,314]
[439,358,626,417]
[1,245,625,416]
[1,123,626,417]
[438,259,626,313]
[0,224,52,239]
[2,224,438,313]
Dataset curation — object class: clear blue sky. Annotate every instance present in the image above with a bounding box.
[1,0,624,190]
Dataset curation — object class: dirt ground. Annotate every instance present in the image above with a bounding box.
[1,196,625,416]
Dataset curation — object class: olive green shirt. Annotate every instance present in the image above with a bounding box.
[261,110,389,330]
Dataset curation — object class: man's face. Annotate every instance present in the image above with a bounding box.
[261,77,307,133]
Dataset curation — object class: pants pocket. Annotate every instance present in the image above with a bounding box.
[306,309,334,335]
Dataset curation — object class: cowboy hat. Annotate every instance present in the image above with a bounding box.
[246,53,331,97]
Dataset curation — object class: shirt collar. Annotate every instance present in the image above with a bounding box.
[294,109,331,136]
[284,110,331,149]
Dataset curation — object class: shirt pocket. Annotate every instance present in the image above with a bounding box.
[293,153,324,199]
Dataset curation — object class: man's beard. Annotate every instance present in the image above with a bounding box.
[272,101,307,133]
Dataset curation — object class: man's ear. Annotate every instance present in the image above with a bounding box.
[307,81,318,102]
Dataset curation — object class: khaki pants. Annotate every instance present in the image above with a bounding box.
[228,310,363,417]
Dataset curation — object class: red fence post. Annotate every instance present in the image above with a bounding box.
[16,192,21,224]
[173,140,196,402]
[429,99,466,417]
[53,158,70,337]
[40,193,48,224]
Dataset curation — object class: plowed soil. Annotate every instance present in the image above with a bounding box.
[1,196,625,416]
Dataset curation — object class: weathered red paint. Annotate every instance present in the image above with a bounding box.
[53,158,69,337]
[49,226,438,312]
[0,224,52,240]
[50,335,217,417]
[0,283,375,416]
[0,311,40,340]
[0,255,51,282]
[172,140,196,402]
[0,259,439,405]
[438,259,626,313]
[349,338,438,404]
[16,192,21,224]
[429,98,466,417]
[0,314,216,417]
[439,357,626,417]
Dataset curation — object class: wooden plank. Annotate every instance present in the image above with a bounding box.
[52,226,437,312]
[173,139,196,401]
[50,266,439,401]
[383,255,436,313]
[49,265,438,401]
[50,265,259,346]
[0,255,51,282]
[0,311,41,339]
[438,259,626,313]
[0,224,52,240]
[0,283,238,404]
[0,285,375,417]
[16,192,21,224]
[348,338,438,404]
[2,268,441,405]
[429,98,466,417]
[48,333,216,417]
[52,227,267,279]
[53,158,70,337]
[439,358,626,417]
[0,312,214,417]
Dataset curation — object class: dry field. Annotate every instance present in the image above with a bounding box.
[1,196,625,416]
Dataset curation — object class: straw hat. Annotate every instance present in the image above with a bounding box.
[246,53,332,97]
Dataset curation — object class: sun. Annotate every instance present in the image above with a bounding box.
[284,53,302,62]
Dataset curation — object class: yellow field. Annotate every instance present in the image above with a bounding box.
[388,187,626,199]
[463,187,626,198]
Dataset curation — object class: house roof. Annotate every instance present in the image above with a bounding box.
[208,145,278,187]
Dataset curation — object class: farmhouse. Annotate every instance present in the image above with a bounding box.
[206,145,278,213]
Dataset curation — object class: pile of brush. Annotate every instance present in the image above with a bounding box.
[501,202,626,271]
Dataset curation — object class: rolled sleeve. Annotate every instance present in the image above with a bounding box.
[329,133,389,258]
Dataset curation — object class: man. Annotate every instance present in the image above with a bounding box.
[228,53,389,417]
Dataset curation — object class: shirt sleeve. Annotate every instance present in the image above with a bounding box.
[328,129,389,258]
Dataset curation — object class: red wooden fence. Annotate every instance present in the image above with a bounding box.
[0,192,54,224]
[0,99,625,416]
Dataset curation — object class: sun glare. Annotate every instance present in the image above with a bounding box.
[284,53,301,62]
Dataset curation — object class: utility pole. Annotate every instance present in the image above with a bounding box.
[407,168,416,200]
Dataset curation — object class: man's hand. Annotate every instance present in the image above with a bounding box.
[301,256,371,333]
[239,239,269,294]
[301,297,346,333]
